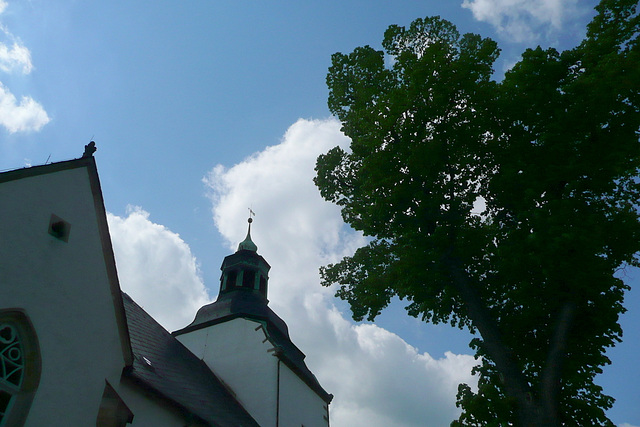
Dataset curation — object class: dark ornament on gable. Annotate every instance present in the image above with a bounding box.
[83,141,97,158]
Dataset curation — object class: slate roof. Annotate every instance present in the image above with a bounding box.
[121,292,259,427]
[173,290,333,404]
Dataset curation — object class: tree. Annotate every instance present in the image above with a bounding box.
[315,1,639,425]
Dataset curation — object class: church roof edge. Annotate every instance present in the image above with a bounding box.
[0,156,96,184]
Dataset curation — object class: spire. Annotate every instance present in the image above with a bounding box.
[213,212,270,302]
[237,216,257,252]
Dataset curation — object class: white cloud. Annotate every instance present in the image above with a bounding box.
[0,81,50,133]
[0,39,33,74]
[106,118,478,425]
[461,0,585,43]
[204,118,477,426]
[0,1,33,74]
[107,206,211,332]
[0,1,48,134]
[619,424,640,427]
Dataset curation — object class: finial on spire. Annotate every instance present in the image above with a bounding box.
[247,207,255,227]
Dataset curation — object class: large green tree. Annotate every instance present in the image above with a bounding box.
[315,1,639,425]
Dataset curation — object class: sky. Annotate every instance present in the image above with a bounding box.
[0,0,638,425]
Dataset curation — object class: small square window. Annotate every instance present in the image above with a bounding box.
[48,214,71,242]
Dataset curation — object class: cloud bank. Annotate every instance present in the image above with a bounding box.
[0,1,49,133]
[204,118,477,426]
[461,0,586,43]
[106,118,477,425]
[107,206,211,331]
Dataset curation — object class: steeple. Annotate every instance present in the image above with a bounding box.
[217,216,270,302]
[173,214,280,335]
[172,216,334,410]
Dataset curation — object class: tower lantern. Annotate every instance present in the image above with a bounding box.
[218,216,270,301]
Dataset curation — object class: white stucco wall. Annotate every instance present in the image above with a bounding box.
[0,166,126,425]
[177,317,330,427]
[177,318,279,427]
[278,362,329,427]
[116,380,190,426]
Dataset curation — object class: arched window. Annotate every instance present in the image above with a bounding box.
[0,310,40,427]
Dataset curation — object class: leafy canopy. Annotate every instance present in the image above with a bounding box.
[316,1,639,425]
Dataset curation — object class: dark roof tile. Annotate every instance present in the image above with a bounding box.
[122,293,259,427]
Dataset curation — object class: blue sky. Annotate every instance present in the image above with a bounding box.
[1,0,638,425]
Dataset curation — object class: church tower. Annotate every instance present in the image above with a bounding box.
[218,217,269,300]
[173,219,332,427]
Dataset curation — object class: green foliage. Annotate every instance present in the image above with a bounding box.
[316,2,639,425]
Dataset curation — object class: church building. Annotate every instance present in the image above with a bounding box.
[0,150,332,426]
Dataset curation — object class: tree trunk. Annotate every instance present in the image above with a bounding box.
[445,254,574,427]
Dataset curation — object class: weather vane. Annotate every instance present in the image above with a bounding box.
[248,207,255,223]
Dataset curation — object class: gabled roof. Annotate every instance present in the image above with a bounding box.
[122,293,259,427]
[173,291,333,404]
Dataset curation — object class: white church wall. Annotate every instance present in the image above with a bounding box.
[116,381,190,426]
[177,318,278,427]
[278,362,329,427]
[0,166,127,425]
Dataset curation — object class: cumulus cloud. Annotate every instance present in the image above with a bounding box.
[0,1,49,134]
[205,118,477,426]
[0,40,33,74]
[0,82,49,133]
[461,0,586,43]
[107,206,211,331]
[0,1,33,74]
